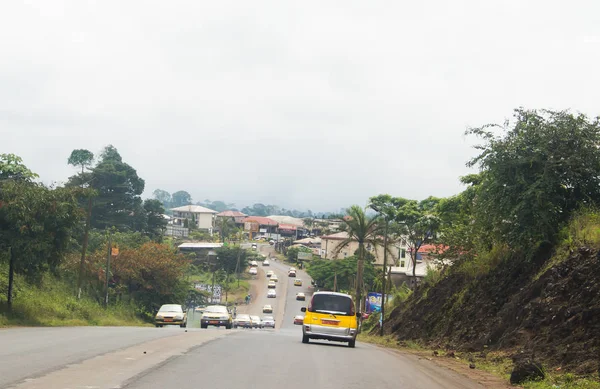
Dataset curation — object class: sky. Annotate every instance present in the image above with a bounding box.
[2,1,600,212]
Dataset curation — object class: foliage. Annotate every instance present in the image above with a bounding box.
[199,200,234,212]
[214,246,251,274]
[67,149,94,175]
[152,189,172,209]
[466,108,600,248]
[285,246,312,263]
[171,190,192,208]
[143,199,167,241]
[306,255,377,293]
[0,154,38,181]
[0,180,83,279]
[215,217,236,242]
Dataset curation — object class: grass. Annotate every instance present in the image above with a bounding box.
[358,335,600,388]
[0,272,148,327]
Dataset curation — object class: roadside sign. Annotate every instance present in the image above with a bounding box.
[297,252,313,261]
[111,247,119,256]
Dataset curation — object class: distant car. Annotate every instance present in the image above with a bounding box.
[288,270,296,277]
[155,304,187,327]
[268,281,276,289]
[263,305,273,313]
[251,243,257,251]
[263,259,270,266]
[233,314,252,329]
[294,279,303,286]
[296,292,306,301]
[262,315,275,328]
[289,267,296,272]
[294,315,304,325]
[250,315,261,328]
[267,289,277,298]
[249,267,258,275]
[269,239,275,245]
[249,260,258,267]
[200,305,232,329]
[266,270,274,278]
[271,275,278,282]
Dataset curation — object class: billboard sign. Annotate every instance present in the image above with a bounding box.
[297,252,313,261]
[365,292,382,314]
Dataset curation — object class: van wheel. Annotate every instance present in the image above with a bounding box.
[348,339,356,348]
[302,335,309,344]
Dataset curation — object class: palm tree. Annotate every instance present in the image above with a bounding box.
[333,205,382,315]
[215,217,235,242]
[303,218,315,235]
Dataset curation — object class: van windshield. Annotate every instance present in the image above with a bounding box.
[310,294,354,316]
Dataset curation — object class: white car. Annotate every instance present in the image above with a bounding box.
[268,281,276,289]
[289,267,296,272]
[251,243,257,251]
[262,305,273,313]
[263,259,270,266]
[250,315,261,328]
[249,260,258,267]
[262,315,275,328]
[266,270,274,278]
[267,289,276,298]
[271,274,278,282]
[296,292,306,301]
[249,267,258,275]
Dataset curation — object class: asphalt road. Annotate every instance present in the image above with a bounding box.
[0,243,485,389]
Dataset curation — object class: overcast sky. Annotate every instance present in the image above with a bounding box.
[2,1,600,212]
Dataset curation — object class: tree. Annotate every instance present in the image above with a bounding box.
[334,205,382,314]
[307,255,377,293]
[0,154,38,181]
[77,146,145,230]
[215,216,235,242]
[387,197,441,284]
[171,191,192,208]
[303,218,315,234]
[143,199,167,241]
[67,149,94,176]
[153,189,172,209]
[466,108,600,248]
[214,246,250,274]
[0,180,83,308]
[201,200,234,212]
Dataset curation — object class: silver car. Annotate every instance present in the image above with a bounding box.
[261,316,275,328]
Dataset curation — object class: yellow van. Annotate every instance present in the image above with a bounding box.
[300,291,359,348]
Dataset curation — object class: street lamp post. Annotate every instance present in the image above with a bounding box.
[370,204,389,337]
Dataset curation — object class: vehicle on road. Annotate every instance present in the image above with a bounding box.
[271,274,278,282]
[268,281,276,289]
[250,315,261,328]
[301,291,359,348]
[249,267,258,275]
[296,292,305,301]
[261,315,275,328]
[269,239,275,245]
[200,305,233,329]
[267,289,277,298]
[263,304,273,313]
[249,260,258,267]
[233,314,252,328]
[266,270,274,277]
[251,243,257,250]
[294,279,303,286]
[155,304,187,327]
[294,315,304,325]
[288,270,296,277]
[289,267,296,272]
[262,259,270,266]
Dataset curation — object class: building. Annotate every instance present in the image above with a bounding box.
[242,216,279,239]
[171,205,218,233]
[320,231,408,266]
[178,242,223,263]
[216,210,247,225]
[390,244,450,286]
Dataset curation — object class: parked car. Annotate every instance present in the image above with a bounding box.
[200,305,233,329]
[233,314,252,328]
[251,243,257,251]
[155,304,187,328]
[262,316,275,328]
[267,289,277,298]
[294,315,304,325]
[269,239,275,245]
[250,315,262,328]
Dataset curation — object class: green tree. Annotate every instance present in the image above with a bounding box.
[143,199,167,241]
[467,108,600,248]
[0,154,38,181]
[334,205,382,313]
[67,149,94,176]
[76,146,145,230]
[303,218,315,234]
[307,255,377,293]
[214,246,250,274]
[0,180,83,308]
[153,189,172,209]
[171,190,192,208]
[215,216,235,242]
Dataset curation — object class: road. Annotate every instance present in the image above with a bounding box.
[0,244,486,389]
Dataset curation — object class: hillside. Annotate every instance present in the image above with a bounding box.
[384,223,600,378]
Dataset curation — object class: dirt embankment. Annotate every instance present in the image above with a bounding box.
[385,246,600,375]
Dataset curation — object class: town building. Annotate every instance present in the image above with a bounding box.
[171,205,217,233]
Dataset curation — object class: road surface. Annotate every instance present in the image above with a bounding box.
[0,244,485,389]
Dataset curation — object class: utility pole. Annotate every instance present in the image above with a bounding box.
[104,232,112,308]
[77,196,92,299]
[333,271,337,292]
[7,247,14,311]
[380,217,389,336]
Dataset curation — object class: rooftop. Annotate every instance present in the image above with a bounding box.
[242,216,278,226]
[178,242,223,249]
[217,210,247,217]
[267,215,305,227]
[171,205,218,214]
[322,231,350,240]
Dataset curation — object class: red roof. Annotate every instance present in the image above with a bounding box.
[217,210,246,217]
[278,224,297,231]
[417,244,449,254]
[242,216,278,226]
